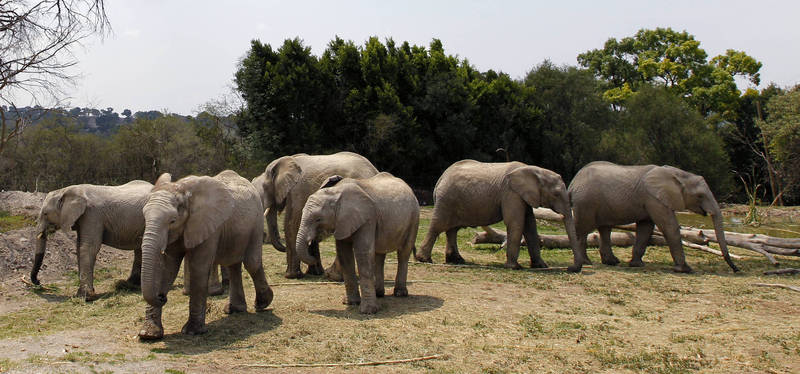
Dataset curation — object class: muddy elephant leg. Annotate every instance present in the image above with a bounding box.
[353,238,378,314]
[138,252,183,340]
[125,247,142,288]
[630,221,654,267]
[445,228,465,264]
[393,243,412,297]
[375,253,386,297]
[284,212,304,279]
[182,246,214,336]
[650,209,692,273]
[336,240,360,305]
[223,262,246,314]
[244,231,273,312]
[598,226,619,266]
[523,209,547,268]
[76,227,103,301]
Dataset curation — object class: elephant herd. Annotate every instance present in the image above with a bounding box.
[29,151,738,340]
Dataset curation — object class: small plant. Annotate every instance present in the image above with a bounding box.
[739,175,762,226]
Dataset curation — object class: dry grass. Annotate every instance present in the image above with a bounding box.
[1,207,799,373]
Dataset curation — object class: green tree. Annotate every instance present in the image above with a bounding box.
[758,86,800,203]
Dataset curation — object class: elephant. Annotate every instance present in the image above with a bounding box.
[568,161,738,273]
[415,160,586,272]
[296,173,419,314]
[32,181,152,300]
[256,152,379,279]
[137,170,273,340]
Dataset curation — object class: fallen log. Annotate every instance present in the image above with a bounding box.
[753,283,800,293]
[764,268,800,275]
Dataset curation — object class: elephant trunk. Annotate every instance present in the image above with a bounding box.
[30,219,48,285]
[265,208,286,252]
[710,208,739,272]
[296,214,318,266]
[140,219,168,307]
[562,212,584,273]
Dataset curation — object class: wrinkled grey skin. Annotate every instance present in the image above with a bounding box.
[568,161,738,273]
[32,181,152,300]
[256,152,379,279]
[416,160,586,272]
[296,173,419,314]
[137,170,273,340]
[250,174,271,244]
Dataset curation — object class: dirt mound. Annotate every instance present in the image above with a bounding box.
[0,190,46,218]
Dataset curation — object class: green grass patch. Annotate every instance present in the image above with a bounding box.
[0,210,35,232]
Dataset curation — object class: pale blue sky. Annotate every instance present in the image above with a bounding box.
[64,0,800,114]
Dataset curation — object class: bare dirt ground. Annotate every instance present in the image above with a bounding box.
[0,191,798,373]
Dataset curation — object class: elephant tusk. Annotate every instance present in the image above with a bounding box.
[37,232,44,239]
[160,246,167,255]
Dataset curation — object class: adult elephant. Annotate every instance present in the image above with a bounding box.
[568,161,738,273]
[296,173,419,314]
[32,181,152,300]
[257,152,379,279]
[138,171,273,340]
[415,160,586,272]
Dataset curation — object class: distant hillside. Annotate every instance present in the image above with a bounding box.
[1,106,190,136]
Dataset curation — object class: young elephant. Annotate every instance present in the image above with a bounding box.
[138,170,273,340]
[416,160,586,272]
[296,173,419,314]
[569,161,738,273]
[32,181,152,300]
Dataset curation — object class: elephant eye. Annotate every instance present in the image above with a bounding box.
[169,218,177,224]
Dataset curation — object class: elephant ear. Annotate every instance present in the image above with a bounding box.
[58,189,87,232]
[271,157,302,206]
[320,175,344,189]
[181,176,235,249]
[644,167,686,211]
[334,184,376,240]
[507,166,543,208]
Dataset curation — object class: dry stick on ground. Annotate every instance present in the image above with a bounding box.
[763,268,800,275]
[402,261,591,272]
[272,279,465,287]
[753,283,800,293]
[239,354,445,368]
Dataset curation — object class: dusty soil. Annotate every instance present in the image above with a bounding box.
[0,191,798,373]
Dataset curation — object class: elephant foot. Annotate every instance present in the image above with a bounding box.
[224,303,248,314]
[504,261,523,270]
[305,263,325,276]
[566,264,582,273]
[414,254,432,263]
[672,264,693,274]
[393,286,408,297]
[342,296,361,305]
[582,256,593,265]
[601,256,620,266]
[530,260,549,269]
[138,320,164,341]
[629,259,645,268]
[284,269,305,279]
[324,266,344,282]
[359,302,379,314]
[376,288,385,298]
[255,287,274,312]
[181,320,208,336]
[445,253,466,264]
[75,287,98,302]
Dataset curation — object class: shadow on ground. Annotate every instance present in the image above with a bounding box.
[309,294,444,320]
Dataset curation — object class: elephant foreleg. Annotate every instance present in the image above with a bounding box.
[244,230,273,312]
[336,240,360,305]
[445,228,465,264]
[76,228,103,301]
[650,208,692,273]
[138,252,182,340]
[284,213,304,279]
[523,210,547,268]
[598,226,619,266]
[182,248,213,336]
[354,240,378,314]
[630,221,654,267]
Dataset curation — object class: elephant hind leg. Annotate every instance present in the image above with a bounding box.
[224,262,247,314]
[393,242,412,297]
[244,231,273,312]
[374,253,386,297]
[630,221,654,267]
[598,226,619,266]
[650,209,692,273]
[125,247,142,288]
[416,220,444,263]
[444,228,465,264]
